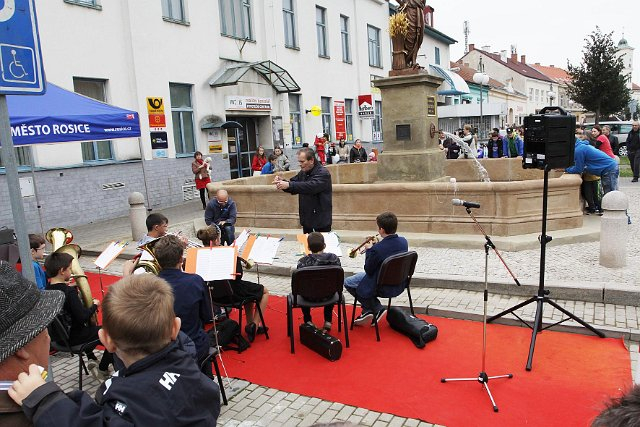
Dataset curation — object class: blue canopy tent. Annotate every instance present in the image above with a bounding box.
[5,82,141,146]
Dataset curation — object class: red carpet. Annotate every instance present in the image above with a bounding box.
[83,274,631,426]
[219,296,631,427]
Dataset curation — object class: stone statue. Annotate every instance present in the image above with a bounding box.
[392,0,425,71]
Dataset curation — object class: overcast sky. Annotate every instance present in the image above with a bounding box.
[427,0,640,84]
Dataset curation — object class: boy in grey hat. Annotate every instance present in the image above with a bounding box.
[0,261,64,426]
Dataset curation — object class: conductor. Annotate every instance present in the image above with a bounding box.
[274,147,332,233]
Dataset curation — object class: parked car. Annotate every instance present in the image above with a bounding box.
[584,121,634,156]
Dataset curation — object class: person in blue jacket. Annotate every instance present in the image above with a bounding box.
[502,127,524,158]
[345,212,409,326]
[260,154,277,175]
[565,136,619,194]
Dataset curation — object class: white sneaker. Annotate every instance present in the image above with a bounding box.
[353,311,374,326]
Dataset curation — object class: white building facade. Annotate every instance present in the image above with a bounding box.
[1,0,393,231]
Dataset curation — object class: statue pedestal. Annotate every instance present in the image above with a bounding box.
[374,72,445,182]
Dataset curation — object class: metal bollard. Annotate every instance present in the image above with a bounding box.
[128,192,147,242]
[599,190,629,268]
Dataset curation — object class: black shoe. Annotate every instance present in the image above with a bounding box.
[371,309,387,326]
[257,326,269,335]
[353,311,374,326]
[245,322,257,342]
[632,178,638,182]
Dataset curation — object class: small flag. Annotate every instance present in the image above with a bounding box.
[126,114,135,120]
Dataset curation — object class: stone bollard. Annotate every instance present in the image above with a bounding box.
[600,190,629,268]
[128,192,147,242]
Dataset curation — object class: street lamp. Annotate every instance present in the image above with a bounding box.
[547,83,555,106]
[473,70,490,139]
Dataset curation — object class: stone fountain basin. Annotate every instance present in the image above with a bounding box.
[208,158,583,237]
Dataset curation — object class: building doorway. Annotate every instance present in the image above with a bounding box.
[227,117,258,179]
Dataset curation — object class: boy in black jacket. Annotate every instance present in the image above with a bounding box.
[297,232,341,332]
[10,274,221,426]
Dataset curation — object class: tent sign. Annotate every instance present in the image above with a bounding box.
[0,0,46,95]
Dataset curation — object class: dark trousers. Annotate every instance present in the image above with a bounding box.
[302,225,331,234]
[73,325,113,371]
[199,188,207,209]
[630,151,640,179]
[581,180,601,212]
[301,305,334,323]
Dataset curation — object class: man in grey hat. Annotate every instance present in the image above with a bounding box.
[0,261,64,426]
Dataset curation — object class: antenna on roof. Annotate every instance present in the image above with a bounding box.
[510,44,517,55]
[463,21,470,54]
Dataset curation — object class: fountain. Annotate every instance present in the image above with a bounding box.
[207,13,583,237]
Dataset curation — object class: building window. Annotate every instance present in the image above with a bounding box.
[535,89,539,103]
[340,15,351,63]
[161,0,186,22]
[0,146,32,168]
[169,83,196,155]
[344,98,354,140]
[321,97,332,138]
[73,78,113,162]
[63,0,101,9]
[372,100,382,141]
[367,25,381,67]
[283,0,297,48]
[289,94,302,146]
[529,88,533,101]
[220,0,253,40]
[316,6,328,58]
[434,46,440,65]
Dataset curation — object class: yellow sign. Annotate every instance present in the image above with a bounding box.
[308,105,322,117]
[209,144,223,153]
[146,97,164,115]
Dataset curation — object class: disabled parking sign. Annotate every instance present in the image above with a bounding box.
[0,0,45,94]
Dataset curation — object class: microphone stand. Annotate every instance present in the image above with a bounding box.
[441,206,514,412]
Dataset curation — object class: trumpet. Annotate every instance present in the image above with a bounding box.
[349,234,379,258]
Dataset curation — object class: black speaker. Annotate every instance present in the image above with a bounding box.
[522,107,575,170]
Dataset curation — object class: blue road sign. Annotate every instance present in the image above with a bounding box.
[0,0,45,95]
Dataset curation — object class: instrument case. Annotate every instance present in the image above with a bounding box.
[299,323,342,361]
[387,306,438,349]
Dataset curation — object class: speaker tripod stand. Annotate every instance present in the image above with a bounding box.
[488,165,605,371]
[441,206,514,412]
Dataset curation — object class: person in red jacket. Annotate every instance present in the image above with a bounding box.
[251,146,267,175]
[590,125,615,159]
[314,133,327,165]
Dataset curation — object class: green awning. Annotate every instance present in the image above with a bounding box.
[209,60,300,93]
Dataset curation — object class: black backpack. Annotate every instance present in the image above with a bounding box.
[211,319,250,353]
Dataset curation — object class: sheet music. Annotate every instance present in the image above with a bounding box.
[194,247,237,281]
[234,228,250,251]
[94,241,128,269]
[248,236,281,264]
[322,232,343,257]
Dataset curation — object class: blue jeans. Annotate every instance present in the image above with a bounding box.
[221,224,235,246]
[344,272,383,313]
[601,165,619,194]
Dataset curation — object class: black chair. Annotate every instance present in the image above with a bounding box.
[48,315,100,390]
[287,265,349,354]
[207,280,269,341]
[350,251,418,342]
[199,347,228,406]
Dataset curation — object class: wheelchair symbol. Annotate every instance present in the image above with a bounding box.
[0,44,36,84]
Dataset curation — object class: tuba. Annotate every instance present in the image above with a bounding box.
[46,228,95,312]
[134,238,162,275]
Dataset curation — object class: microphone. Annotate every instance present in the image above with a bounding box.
[452,199,481,209]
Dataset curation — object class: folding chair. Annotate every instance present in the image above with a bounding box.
[351,251,418,341]
[287,265,349,354]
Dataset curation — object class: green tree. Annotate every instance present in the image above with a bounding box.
[567,28,631,123]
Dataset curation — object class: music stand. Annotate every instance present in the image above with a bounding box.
[487,165,605,371]
[441,205,514,412]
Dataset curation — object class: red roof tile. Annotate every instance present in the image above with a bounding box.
[466,48,554,83]
[530,64,571,84]
[633,82,640,90]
